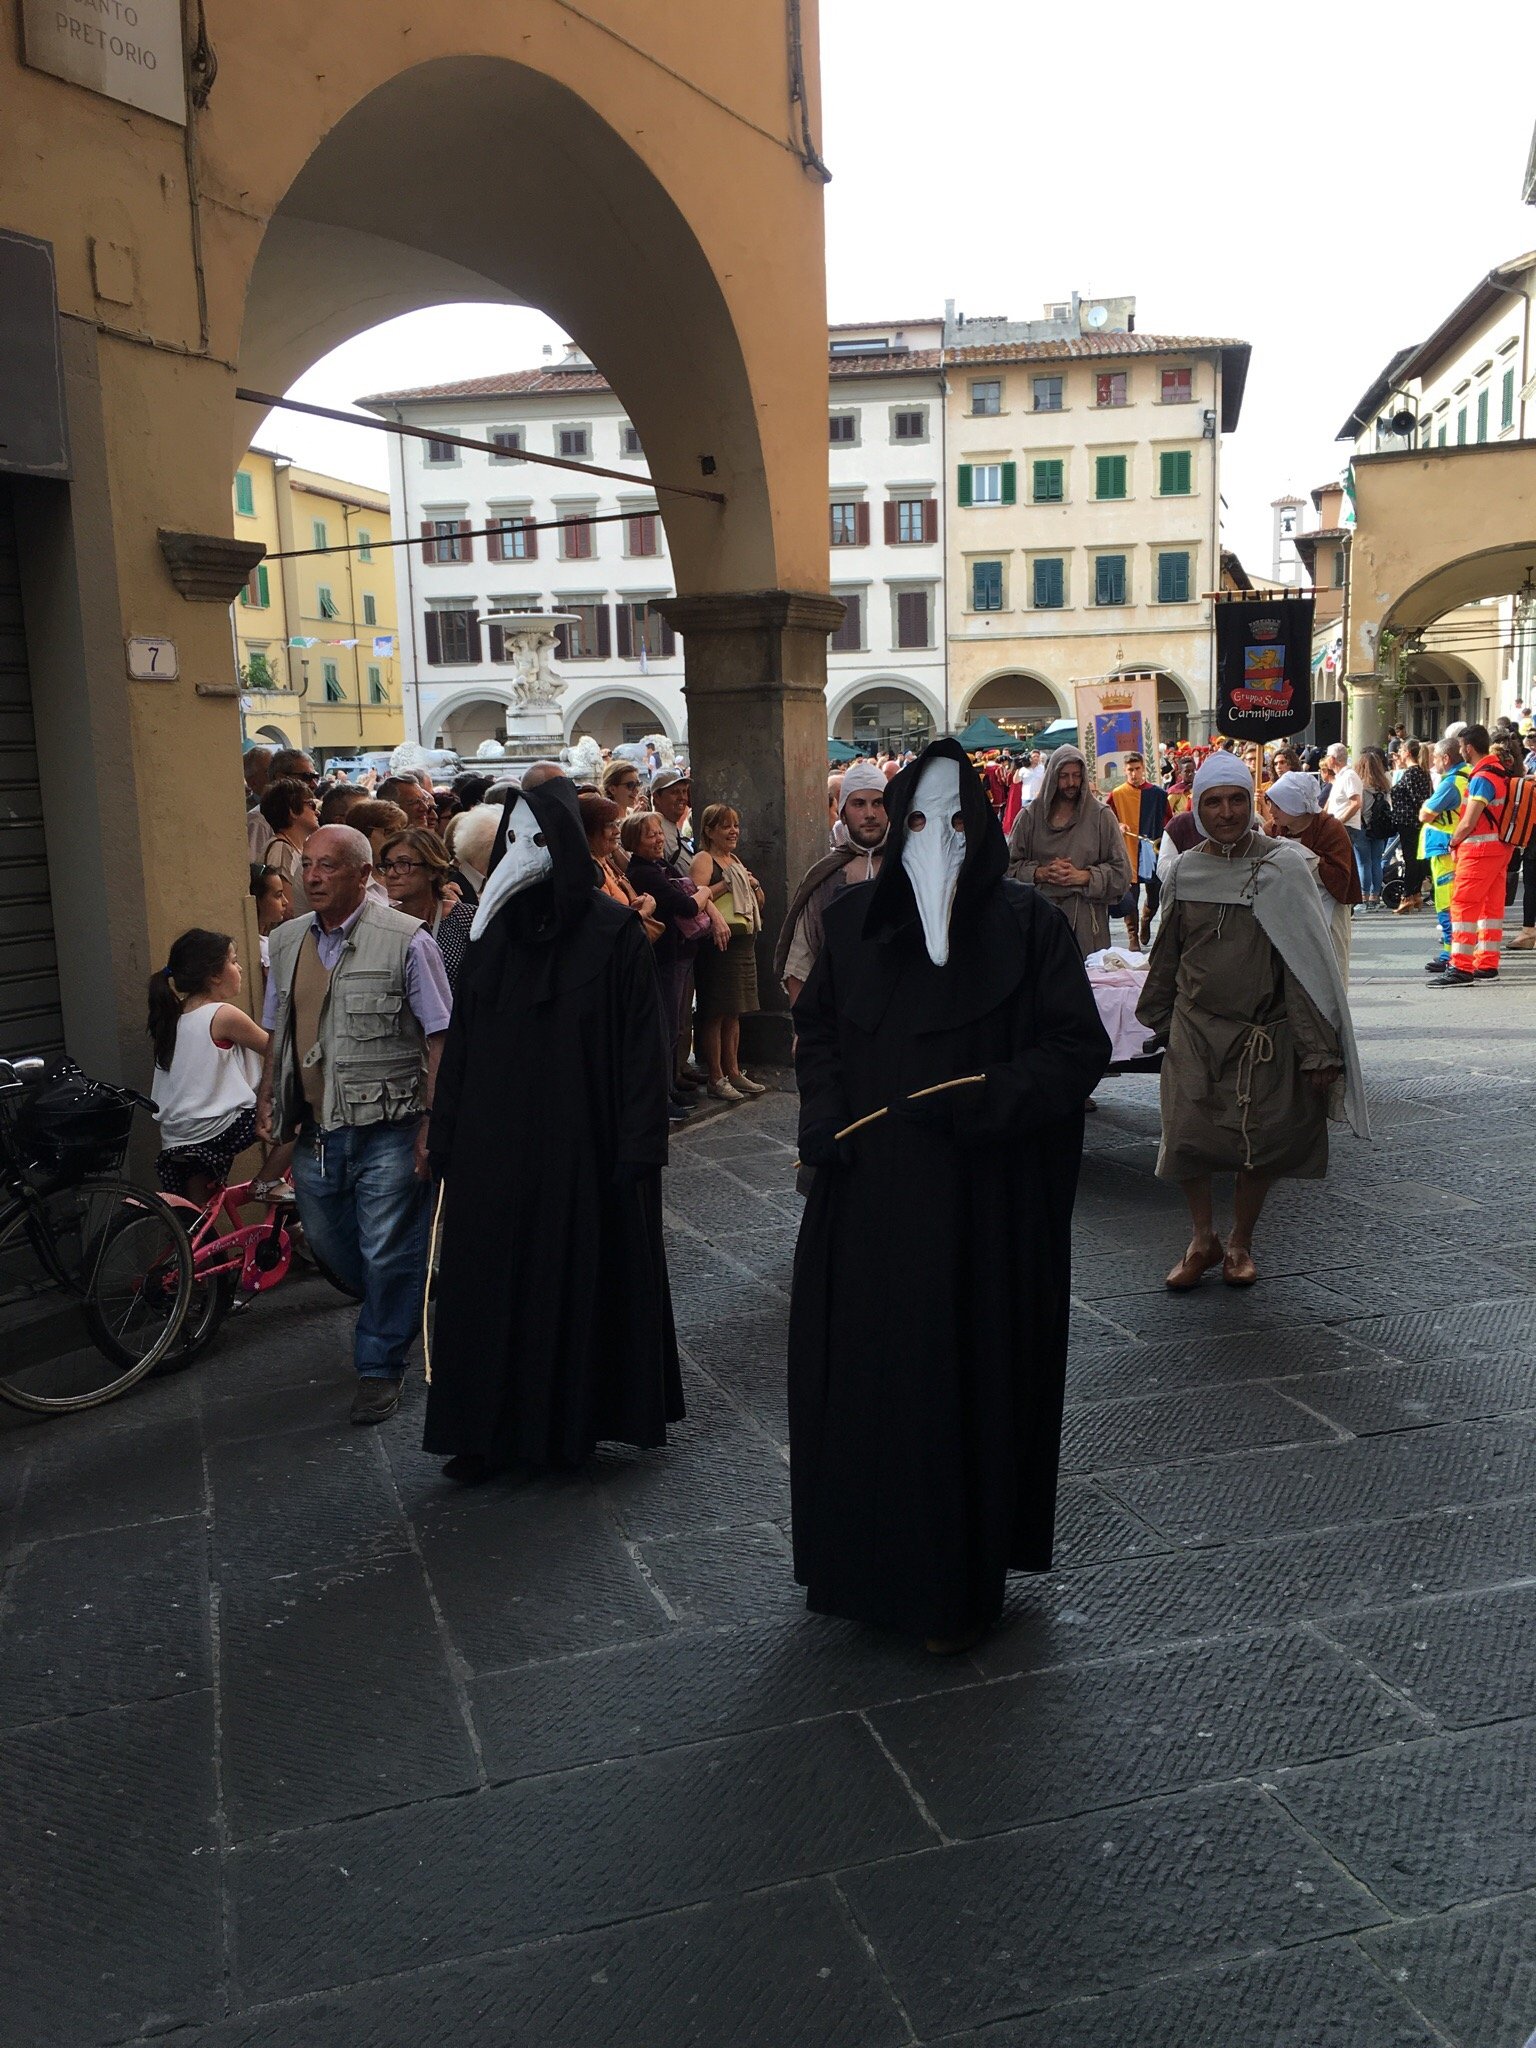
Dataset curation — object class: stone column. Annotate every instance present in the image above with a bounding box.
[657,589,843,1065]
[1346,672,1383,750]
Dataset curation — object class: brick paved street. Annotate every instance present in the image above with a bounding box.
[3,910,1535,2046]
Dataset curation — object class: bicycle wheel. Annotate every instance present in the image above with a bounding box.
[0,1179,193,1412]
[150,1265,235,1375]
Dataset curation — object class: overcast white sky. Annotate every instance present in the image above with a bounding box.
[265,0,1536,571]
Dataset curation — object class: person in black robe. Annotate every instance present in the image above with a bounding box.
[423,775,683,1481]
[788,738,1111,1649]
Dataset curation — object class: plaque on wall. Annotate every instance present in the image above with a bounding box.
[21,0,186,126]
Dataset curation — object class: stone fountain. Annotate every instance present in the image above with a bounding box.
[479,609,578,765]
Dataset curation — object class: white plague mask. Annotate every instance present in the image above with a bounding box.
[469,795,554,940]
[901,755,966,967]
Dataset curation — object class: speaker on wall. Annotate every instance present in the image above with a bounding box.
[1313,701,1343,748]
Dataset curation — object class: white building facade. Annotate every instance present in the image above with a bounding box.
[363,330,951,755]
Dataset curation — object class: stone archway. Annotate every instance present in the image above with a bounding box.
[956,671,1068,732]
[827,678,942,753]
[434,695,514,754]
[565,692,680,748]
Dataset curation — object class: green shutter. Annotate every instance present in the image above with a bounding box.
[1159,450,1191,495]
[235,471,255,516]
[957,464,973,508]
[1502,367,1516,429]
[1095,455,1126,500]
[1034,558,1064,608]
[1000,462,1017,505]
[1476,389,1489,442]
[1158,552,1190,603]
[256,564,269,607]
[1033,459,1063,502]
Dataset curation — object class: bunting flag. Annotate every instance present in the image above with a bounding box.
[288,635,318,648]
[372,634,395,658]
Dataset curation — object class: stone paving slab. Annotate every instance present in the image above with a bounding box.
[3,911,1534,2045]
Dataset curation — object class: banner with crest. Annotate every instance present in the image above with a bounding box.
[1074,673,1161,790]
[1214,593,1314,741]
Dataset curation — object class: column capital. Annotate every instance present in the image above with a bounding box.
[655,588,846,638]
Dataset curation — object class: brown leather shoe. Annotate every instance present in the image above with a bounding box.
[1222,1245,1258,1287]
[1166,1236,1223,1290]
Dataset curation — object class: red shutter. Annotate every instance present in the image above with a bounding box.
[884,502,898,544]
[554,622,571,659]
[655,611,676,659]
[488,622,505,662]
[856,502,870,545]
[596,605,612,658]
[420,520,436,564]
[464,610,482,662]
[923,499,939,544]
[615,604,634,658]
[486,521,502,563]
[424,611,442,664]
[458,519,474,563]
[828,505,838,545]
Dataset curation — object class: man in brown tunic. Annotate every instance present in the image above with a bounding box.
[1006,745,1132,957]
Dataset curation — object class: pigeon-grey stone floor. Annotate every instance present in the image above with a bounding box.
[3,907,1535,2046]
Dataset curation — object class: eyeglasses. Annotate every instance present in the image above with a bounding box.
[379,859,427,876]
[616,778,640,790]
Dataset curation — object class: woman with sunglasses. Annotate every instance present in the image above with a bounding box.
[378,826,475,995]
[256,775,320,914]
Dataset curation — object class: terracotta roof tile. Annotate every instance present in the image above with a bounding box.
[944,333,1247,364]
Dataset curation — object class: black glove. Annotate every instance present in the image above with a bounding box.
[799,1122,852,1170]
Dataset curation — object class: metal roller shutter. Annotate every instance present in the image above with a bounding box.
[0,476,63,1060]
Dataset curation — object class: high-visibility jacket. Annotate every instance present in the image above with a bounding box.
[1420,765,1469,860]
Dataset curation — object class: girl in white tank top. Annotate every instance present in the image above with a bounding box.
[148,929,271,1200]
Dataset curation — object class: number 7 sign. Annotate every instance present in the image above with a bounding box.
[125,636,178,681]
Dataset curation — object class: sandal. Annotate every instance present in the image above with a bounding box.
[1165,1235,1223,1291]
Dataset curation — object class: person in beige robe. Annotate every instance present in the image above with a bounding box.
[1137,753,1366,1290]
[1006,746,1132,957]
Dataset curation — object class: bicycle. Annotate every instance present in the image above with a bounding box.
[0,1056,196,1413]
[152,1170,361,1372]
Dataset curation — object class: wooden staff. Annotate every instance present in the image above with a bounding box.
[793,1076,986,1167]
[421,1179,446,1385]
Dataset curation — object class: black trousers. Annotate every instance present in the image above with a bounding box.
[1519,842,1536,926]
[1398,840,1430,900]
[1118,875,1161,926]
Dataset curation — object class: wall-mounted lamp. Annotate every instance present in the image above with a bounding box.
[1201,410,1217,440]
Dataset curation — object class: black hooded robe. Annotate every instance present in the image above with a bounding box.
[788,740,1111,1637]
[423,778,683,1468]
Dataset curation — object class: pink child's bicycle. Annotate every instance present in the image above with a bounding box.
[157,1173,359,1369]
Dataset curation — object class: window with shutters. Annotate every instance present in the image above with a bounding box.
[1095,372,1128,407]
[970,379,1003,416]
[1032,557,1066,609]
[1160,368,1193,403]
[557,426,590,459]
[828,411,858,445]
[356,530,373,562]
[830,592,863,652]
[891,408,928,442]
[1503,367,1517,430]
[424,438,457,465]
[362,593,377,626]
[1032,376,1063,412]
[971,560,1004,612]
[616,601,676,661]
[311,519,328,551]
[560,511,596,560]
[489,515,536,562]
[830,501,867,546]
[317,585,340,620]
[962,463,1015,507]
[1158,449,1192,496]
[427,609,479,665]
[1156,551,1191,604]
[894,589,931,649]
[1456,409,1467,445]
[1032,459,1064,503]
[246,649,273,688]
[1333,547,1347,587]
[323,661,345,703]
[625,512,659,556]
[619,423,643,457]
[368,666,386,705]
[893,499,932,544]
[554,603,609,660]
[1476,388,1489,442]
[234,471,256,517]
[424,518,469,564]
[1094,455,1128,500]
[489,429,523,463]
[1437,424,1447,448]
[239,564,270,608]
[1094,554,1128,606]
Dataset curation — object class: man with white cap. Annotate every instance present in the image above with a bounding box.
[1261,768,1362,983]
[1138,753,1367,1290]
[788,740,1110,1652]
[775,764,888,1005]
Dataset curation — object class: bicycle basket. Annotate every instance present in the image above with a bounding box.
[13,1061,134,1185]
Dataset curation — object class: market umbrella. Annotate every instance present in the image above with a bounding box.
[826,738,861,763]
[1035,719,1079,751]
[953,715,1017,751]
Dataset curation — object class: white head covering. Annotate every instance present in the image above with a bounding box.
[1266,769,1322,817]
[1191,753,1255,839]
[901,754,965,966]
[468,795,553,939]
[838,763,888,811]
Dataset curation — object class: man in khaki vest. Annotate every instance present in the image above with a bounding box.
[256,824,451,1424]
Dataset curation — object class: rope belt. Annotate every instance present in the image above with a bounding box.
[1234,1023,1275,1172]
